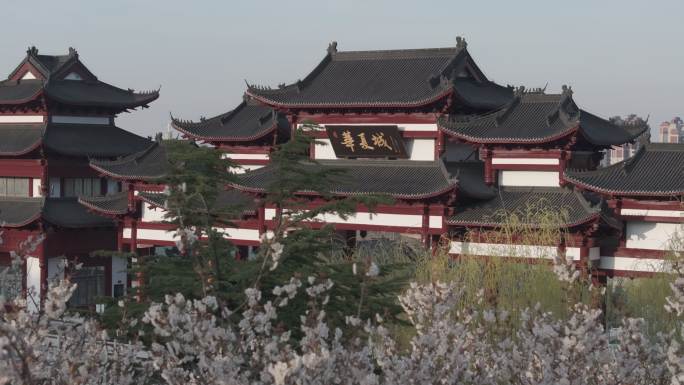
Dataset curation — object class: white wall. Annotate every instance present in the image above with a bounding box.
[222,153,269,160]
[230,165,265,174]
[26,257,42,313]
[141,204,166,222]
[32,178,42,197]
[492,158,559,165]
[620,208,684,219]
[406,139,435,161]
[21,71,37,80]
[625,221,683,250]
[449,241,573,260]
[314,139,337,160]
[0,115,43,123]
[599,257,669,273]
[264,208,442,230]
[498,170,559,187]
[125,227,261,243]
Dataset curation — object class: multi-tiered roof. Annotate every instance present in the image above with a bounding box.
[1,46,158,112]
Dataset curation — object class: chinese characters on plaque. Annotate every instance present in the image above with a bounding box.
[325,125,408,158]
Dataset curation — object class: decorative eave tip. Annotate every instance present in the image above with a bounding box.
[456,36,467,50]
[327,41,338,54]
[561,84,573,98]
[26,46,39,56]
[68,47,78,58]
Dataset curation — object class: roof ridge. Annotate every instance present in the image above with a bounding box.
[331,46,460,61]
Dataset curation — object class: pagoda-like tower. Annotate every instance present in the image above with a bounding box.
[0,47,158,309]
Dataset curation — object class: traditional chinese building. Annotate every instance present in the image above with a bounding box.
[565,143,684,276]
[78,38,677,279]
[0,47,158,309]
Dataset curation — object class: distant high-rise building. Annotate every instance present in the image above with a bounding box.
[601,115,650,166]
[659,117,683,143]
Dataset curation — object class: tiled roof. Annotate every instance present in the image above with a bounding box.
[78,192,130,216]
[0,79,158,110]
[444,161,495,199]
[0,124,44,155]
[0,79,43,104]
[564,143,684,197]
[439,88,646,146]
[7,46,81,80]
[171,100,288,142]
[44,80,159,110]
[138,191,167,208]
[246,40,510,109]
[90,142,170,182]
[232,159,457,200]
[0,197,114,228]
[0,197,43,227]
[42,198,115,228]
[43,123,152,158]
[447,187,601,228]
[0,123,150,158]
[138,189,257,218]
[2,47,158,110]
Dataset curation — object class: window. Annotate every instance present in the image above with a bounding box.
[68,266,105,306]
[63,178,102,197]
[0,177,30,197]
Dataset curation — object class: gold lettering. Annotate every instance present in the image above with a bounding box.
[357,133,374,150]
[371,132,393,150]
[341,130,355,152]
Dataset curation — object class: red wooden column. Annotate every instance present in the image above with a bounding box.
[40,159,48,196]
[481,147,494,185]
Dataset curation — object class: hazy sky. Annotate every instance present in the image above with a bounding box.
[1,0,682,138]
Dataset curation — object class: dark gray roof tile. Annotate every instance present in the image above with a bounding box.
[232,159,456,200]
[43,123,152,158]
[0,79,43,104]
[43,198,115,228]
[439,90,645,146]
[564,143,684,196]
[0,197,43,227]
[0,124,44,155]
[78,192,129,216]
[247,43,508,109]
[90,142,170,182]
[0,197,114,228]
[447,187,600,228]
[171,100,286,142]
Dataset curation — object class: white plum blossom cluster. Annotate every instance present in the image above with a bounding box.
[1,254,684,384]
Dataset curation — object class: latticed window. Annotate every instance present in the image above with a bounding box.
[63,178,103,197]
[0,177,30,197]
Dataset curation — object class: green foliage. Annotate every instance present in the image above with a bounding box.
[606,275,678,337]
